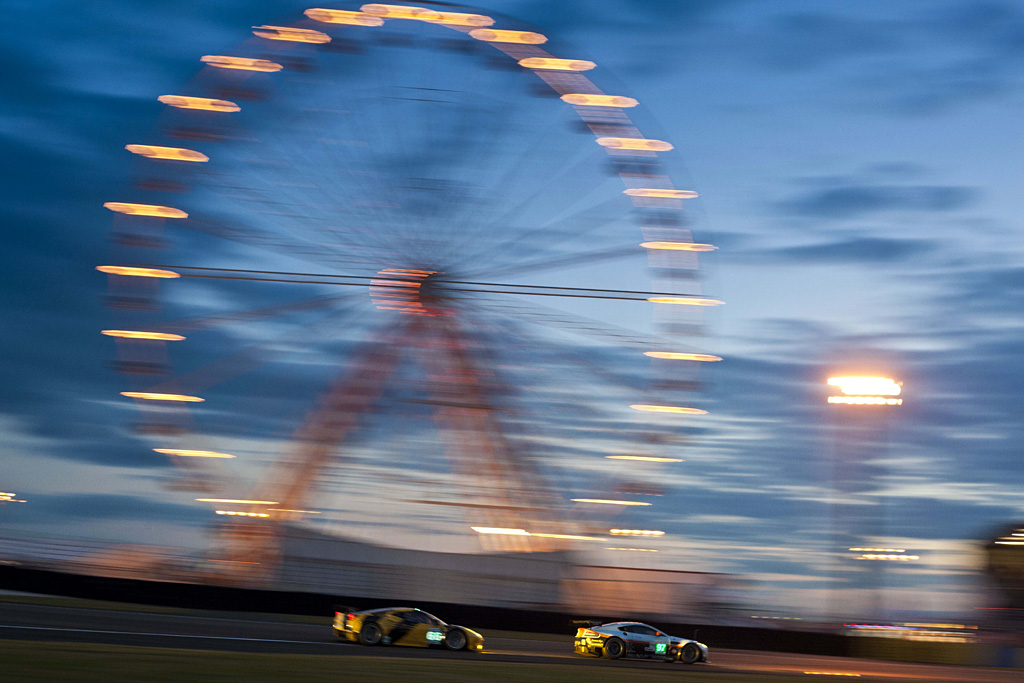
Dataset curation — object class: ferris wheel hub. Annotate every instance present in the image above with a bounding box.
[369,268,447,315]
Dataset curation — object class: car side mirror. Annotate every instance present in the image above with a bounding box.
[656,632,663,637]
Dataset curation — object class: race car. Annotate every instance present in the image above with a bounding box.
[574,621,709,663]
[333,607,484,652]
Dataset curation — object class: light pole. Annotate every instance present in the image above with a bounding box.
[825,375,902,622]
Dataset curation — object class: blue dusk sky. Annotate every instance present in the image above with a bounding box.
[2,0,1023,619]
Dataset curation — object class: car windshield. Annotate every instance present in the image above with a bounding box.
[421,611,446,626]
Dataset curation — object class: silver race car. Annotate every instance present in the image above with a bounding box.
[574,621,709,663]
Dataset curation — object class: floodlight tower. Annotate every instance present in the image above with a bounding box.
[825,375,903,622]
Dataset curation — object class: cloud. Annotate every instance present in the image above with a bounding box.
[770,237,936,264]
[780,184,977,220]
[757,13,902,72]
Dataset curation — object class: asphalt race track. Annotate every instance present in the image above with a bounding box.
[0,602,1017,681]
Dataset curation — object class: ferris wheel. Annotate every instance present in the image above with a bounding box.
[99,2,721,576]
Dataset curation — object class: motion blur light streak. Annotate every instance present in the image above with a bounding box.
[304,8,385,26]
[606,547,658,552]
[647,296,722,306]
[517,57,595,71]
[609,529,665,536]
[470,527,530,535]
[121,392,203,402]
[561,94,638,108]
[606,455,684,462]
[215,510,269,517]
[625,188,698,199]
[158,95,240,112]
[200,55,283,72]
[470,29,547,44]
[572,499,652,506]
[252,26,331,44]
[360,3,439,20]
[640,241,717,251]
[849,547,905,553]
[856,554,920,561]
[597,137,673,152]
[423,11,494,27]
[531,533,601,541]
[153,449,235,458]
[101,330,185,341]
[125,145,209,162]
[96,266,180,279]
[630,404,708,414]
[196,498,279,505]
[644,352,721,361]
[102,202,188,218]
[828,396,902,405]
[828,376,902,396]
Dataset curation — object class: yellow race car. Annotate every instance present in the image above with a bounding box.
[333,607,484,652]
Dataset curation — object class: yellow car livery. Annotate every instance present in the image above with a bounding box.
[333,607,484,651]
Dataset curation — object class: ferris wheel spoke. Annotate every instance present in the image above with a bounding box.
[144,301,365,397]
[459,243,642,282]
[154,294,350,332]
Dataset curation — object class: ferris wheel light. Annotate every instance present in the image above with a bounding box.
[827,376,902,396]
[154,449,235,458]
[126,145,209,163]
[518,57,596,71]
[198,498,279,505]
[561,94,638,108]
[571,499,652,506]
[200,55,283,72]
[121,391,204,402]
[625,188,698,199]
[305,8,385,26]
[644,352,722,362]
[647,297,723,306]
[471,526,530,535]
[103,202,188,218]
[828,396,903,406]
[158,95,241,112]
[630,404,707,415]
[361,4,438,20]
[470,28,547,44]
[597,137,673,152]
[103,330,185,341]
[97,265,181,279]
[531,533,602,541]
[640,241,717,252]
[606,455,685,462]
[424,11,494,27]
[252,25,331,44]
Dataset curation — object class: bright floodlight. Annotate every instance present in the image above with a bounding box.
[828,377,901,396]
[827,376,902,406]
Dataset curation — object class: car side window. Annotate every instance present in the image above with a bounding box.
[625,625,658,636]
[405,611,428,624]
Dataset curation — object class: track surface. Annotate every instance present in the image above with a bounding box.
[0,602,1016,681]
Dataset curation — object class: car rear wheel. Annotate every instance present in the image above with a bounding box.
[603,637,627,659]
[359,622,383,646]
[444,629,467,651]
[680,642,701,664]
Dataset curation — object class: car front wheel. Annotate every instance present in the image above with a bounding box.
[603,637,627,659]
[680,642,701,664]
[444,629,467,651]
[359,622,383,646]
